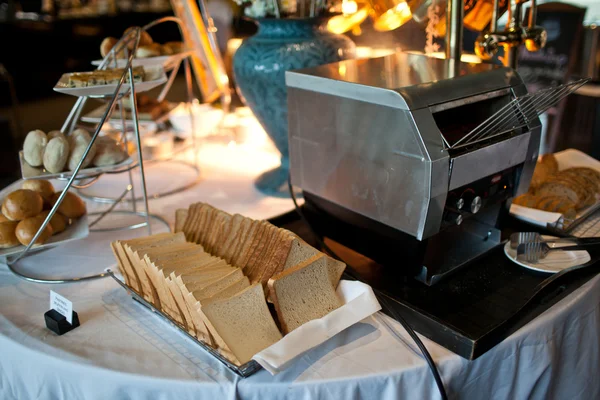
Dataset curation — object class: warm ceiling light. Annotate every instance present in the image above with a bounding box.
[327,2,370,34]
[371,0,412,32]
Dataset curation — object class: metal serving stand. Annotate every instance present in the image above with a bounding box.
[6,27,170,284]
[76,16,209,205]
[106,269,261,378]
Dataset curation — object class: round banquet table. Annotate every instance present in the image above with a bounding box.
[1,138,600,400]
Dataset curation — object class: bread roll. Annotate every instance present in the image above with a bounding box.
[0,213,8,223]
[21,180,55,202]
[136,44,161,58]
[16,215,53,246]
[67,130,97,171]
[1,189,44,221]
[165,41,185,54]
[23,130,48,167]
[39,210,67,235]
[0,221,19,249]
[47,130,65,140]
[101,37,118,57]
[92,138,127,167]
[50,191,86,218]
[43,136,70,173]
[124,27,153,50]
[160,44,174,56]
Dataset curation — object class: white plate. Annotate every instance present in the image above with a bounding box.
[503,235,591,273]
[91,50,192,71]
[0,180,90,260]
[53,66,167,98]
[509,149,600,228]
[19,151,135,180]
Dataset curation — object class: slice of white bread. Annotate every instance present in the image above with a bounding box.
[268,254,343,334]
[122,233,186,303]
[111,232,176,291]
[201,283,282,364]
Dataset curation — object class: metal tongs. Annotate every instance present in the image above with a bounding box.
[511,232,600,263]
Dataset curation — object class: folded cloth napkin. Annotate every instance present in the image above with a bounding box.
[253,280,381,375]
[509,204,562,228]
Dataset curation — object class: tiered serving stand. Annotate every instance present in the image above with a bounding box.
[6,21,204,283]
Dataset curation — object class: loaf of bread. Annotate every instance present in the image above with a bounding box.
[1,189,44,221]
[16,215,53,246]
[23,130,48,167]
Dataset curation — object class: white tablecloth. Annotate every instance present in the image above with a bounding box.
[1,139,600,400]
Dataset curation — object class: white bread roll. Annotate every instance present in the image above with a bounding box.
[47,130,64,140]
[93,138,127,167]
[43,136,70,173]
[124,27,153,50]
[39,210,67,235]
[23,130,48,167]
[67,130,97,171]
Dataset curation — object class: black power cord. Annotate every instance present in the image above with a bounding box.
[287,176,449,400]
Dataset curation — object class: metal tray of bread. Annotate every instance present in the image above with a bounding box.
[107,270,261,378]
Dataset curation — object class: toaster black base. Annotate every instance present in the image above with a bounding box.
[268,206,600,360]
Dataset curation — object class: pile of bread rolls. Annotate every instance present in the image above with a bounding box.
[100,28,185,59]
[23,129,127,173]
[0,180,87,249]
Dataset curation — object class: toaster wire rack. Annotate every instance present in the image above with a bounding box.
[106,269,262,378]
[447,78,590,150]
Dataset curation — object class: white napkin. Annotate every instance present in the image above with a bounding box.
[509,204,562,227]
[253,280,381,375]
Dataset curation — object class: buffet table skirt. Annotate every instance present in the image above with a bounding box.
[1,141,600,400]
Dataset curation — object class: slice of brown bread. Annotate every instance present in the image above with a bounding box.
[268,254,342,334]
[248,224,277,283]
[207,211,231,255]
[175,209,188,233]
[227,217,252,264]
[232,220,260,268]
[537,180,582,208]
[530,154,558,190]
[219,214,244,262]
[240,221,267,272]
[559,171,597,206]
[201,283,282,364]
[564,167,600,193]
[259,229,295,285]
[182,203,200,241]
[202,276,250,302]
[513,193,539,208]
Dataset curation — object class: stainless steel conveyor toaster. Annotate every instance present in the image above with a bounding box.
[286,52,585,284]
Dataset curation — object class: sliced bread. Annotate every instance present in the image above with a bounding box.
[268,254,342,334]
[201,283,282,364]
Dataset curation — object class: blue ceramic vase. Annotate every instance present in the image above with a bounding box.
[233,18,355,197]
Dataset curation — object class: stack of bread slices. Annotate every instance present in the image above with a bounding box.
[513,154,600,219]
[111,203,346,365]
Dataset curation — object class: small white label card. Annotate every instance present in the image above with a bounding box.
[50,290,73,324]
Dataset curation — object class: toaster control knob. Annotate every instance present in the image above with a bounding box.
[469,196,482,214]
[445,211,463,226]
[456,197,465,210]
